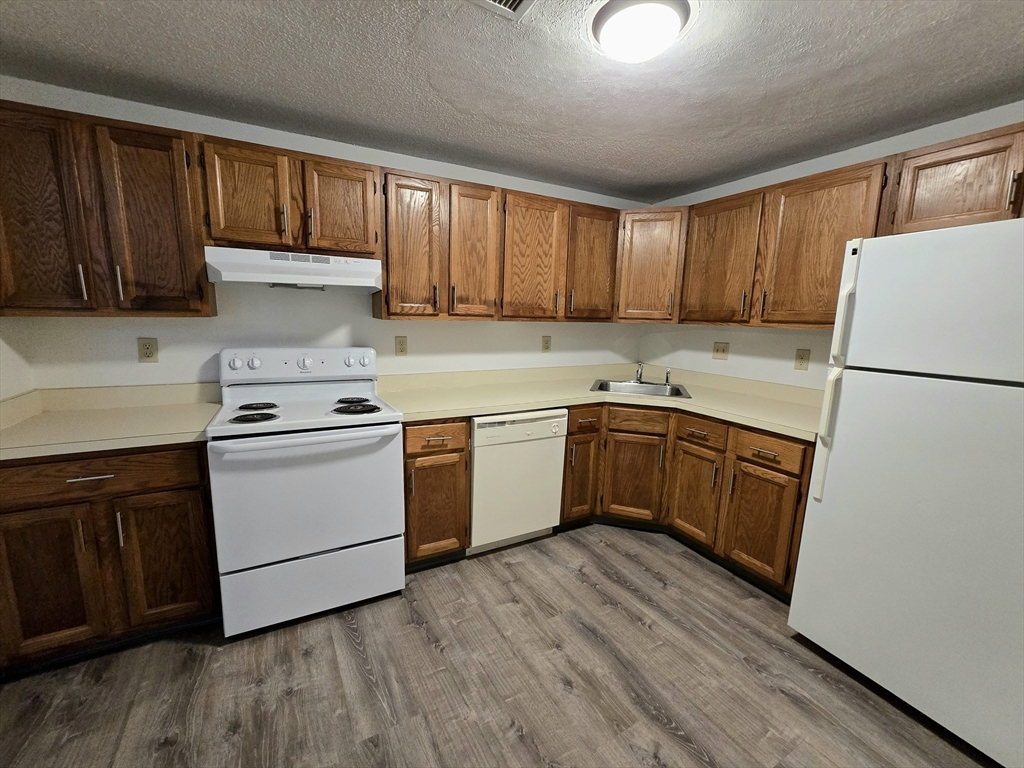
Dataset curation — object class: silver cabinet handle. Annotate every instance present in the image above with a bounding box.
[77,264,89,301]
[281,202,289,234]
[451,283,457,311]
[577,418,598,424]
[307,208,316,240]
[66,474,114,484]
[740,289,747,317]
[571,443,577,467]
[1006,170,1021,210]
[424,435,453,441]
[115,265,125,302]
[555,289,560,313]
[569,289,575,315]
[667,291,674,316]
[433,282,439,310]
[685,428,708,438]
[729,468,736,495]
[410,469,415,496]
[711,462,718,489]
[115,511,124,548]
[659,444,664,468]
[751,446,780,459]
[760,289,767,318]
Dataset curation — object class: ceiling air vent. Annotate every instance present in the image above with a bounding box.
[471,0,537,22]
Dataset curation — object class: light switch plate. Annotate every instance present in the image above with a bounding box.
[795,348,811,371]
[395,336,408,356]
[542,335,551,352]
[137,337,158,363]
[712,342,729,360]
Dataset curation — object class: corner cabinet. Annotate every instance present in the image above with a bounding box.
[501,192,568,319]
[403,421,470,562]
[0,445,216,670]
[615,208,686,322]
[601,407,670,521]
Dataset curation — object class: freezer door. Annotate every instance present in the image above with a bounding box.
[834,218,1024,383]
[790,368,1024,767]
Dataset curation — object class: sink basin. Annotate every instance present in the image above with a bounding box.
[591,380,692,398]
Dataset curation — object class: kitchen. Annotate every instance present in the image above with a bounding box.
[1,1,1022,766]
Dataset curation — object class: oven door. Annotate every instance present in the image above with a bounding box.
[207,423,404,574]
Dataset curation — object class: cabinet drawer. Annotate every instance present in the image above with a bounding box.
[729,429,805,476]
[0,449,202,513]
[405,422,468,455]
[568,406,603,433]
[607,407,670,436]
[674,413,728,451]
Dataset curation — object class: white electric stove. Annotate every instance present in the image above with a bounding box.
[206,347,405,636]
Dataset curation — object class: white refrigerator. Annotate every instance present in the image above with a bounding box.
[789,218,1024,767]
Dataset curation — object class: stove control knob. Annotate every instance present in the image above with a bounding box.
[228,356,245,371]
[297,356,313,371]
[359,355,370,367]
[247,356,262,370]
[344,355,355,367]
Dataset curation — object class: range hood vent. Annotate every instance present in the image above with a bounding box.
[471,0,536,22]
[205,246,382,291]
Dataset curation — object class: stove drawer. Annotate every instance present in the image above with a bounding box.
[0,449,202,513]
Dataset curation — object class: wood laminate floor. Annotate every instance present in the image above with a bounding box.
[1,526,987,768]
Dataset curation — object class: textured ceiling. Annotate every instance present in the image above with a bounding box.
[0,0,1022,203]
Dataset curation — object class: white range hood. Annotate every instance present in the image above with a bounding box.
[205,246,382,291]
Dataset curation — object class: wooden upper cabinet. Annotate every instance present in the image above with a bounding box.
[449,182,500,317]
[616,209,686,322]
[0,107,96,311]
[305,159,378,254]
[501,192,568,318]
[95,126,204,313]
[0,504,106,661]
[715,459,800,585]
[385,174,443,316]
[563,432,601,522]
[757,162,885,326]
[602,431,665,521]
[681,193,762,323]
[203,141,292,245]
[566,204,618,319]
[665,441,723,546]
[893,128,1024,233]
[405,450,469,561]
[114,488,212,628]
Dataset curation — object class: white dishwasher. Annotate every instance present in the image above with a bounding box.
[470,408,568,552]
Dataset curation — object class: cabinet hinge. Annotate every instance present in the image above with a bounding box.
[185,150,191,169]
[881,172,887,190]
[895,170,901,186]
[503,200,507,213]
[198,151,206,169]
[204,211,211,227]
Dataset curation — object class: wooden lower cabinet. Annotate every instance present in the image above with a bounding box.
[714,459,801,586]
[602,431,666,521]
[403,419,470,562]
[0,445,216,670]
[664,440,723,547]
[562,433,601,522]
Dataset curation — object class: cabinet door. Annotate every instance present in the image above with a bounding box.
[501,192,568,318]
[95,126,204,313]
[757,162,885,325]
[566,204,618,319]
[0,108,96,310]
[449,182,500,317]
[203,142,292,245]
[664,441,723,546]
[305,159,378,253]
[715,459,800,585]
[616,210,685,321]
[602,432,665,521]
[893,131,1024,233]
[681,193,761,322]
[113,489,213,627]
[562,433,600,522]
[405,452,469,561]
[385,175,443,316]
[0,504,105,661]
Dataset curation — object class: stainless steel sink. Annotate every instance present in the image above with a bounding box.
[591,380,691,398]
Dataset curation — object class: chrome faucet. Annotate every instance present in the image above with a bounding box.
[665,367,672,385]
[635,362,644,382]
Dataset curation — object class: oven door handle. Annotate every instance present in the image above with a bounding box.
[209,424,401,454]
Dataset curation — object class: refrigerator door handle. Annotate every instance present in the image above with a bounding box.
[830,240,862,367]
[813,367,844,500]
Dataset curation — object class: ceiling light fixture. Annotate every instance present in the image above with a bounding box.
[591,0,692,64]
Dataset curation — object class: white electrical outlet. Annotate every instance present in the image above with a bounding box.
[395,336,408,356]
[137,337,158,363]
[542,335,551,352]
[712,342,729,360]
[795,348,811,371]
